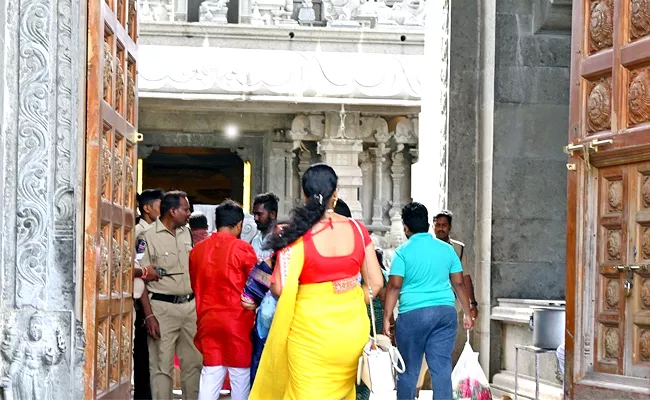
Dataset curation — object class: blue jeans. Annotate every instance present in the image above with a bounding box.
[395,305,457,400]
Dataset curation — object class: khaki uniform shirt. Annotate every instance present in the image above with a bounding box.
[135,218,152,240]
[449,238,470,277]
[139,219,193,296]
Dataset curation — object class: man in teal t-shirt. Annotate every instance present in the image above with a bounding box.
[382,202,474,400]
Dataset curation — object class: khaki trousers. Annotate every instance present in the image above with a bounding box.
[148,299,203,400]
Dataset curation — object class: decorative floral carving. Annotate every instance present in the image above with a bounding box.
[123,239,131,292]
[125,154,134,201]
[643,176,650,209]
[643,228,650,260]
[100,236,109,291]
[111,236,121,292]
[128,0,137,37]
[607,230,622,261]
[121,323,130,373]
[103,41,113,100]
[117,0,124,22]
[587,78,612,133]
[607,180,623,212]
[630,0,650,40]
[113,143,123,202]
[115,60,124,111]
[16,0,53,309]
[605,279,619,310]
[589,0,614,52]
[642,279,650,309]
[127,69,136,122]
[109,327,119,380]
[101,134,111,199]
[604,327,619,359]
[641,329,650,361]
[629,67,650,126]
[96,329,107,389]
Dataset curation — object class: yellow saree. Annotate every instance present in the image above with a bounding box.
[250,239,369,400]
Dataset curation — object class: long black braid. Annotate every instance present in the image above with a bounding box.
[264,163,338,252]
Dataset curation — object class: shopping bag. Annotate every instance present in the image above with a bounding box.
[452,331,493,400]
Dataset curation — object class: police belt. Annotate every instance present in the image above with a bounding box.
[150,292,195,304]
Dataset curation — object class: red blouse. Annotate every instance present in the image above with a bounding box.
[299,219,372,284]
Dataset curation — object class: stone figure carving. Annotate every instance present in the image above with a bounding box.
[1,312,66,400]
[323,0,360,21]
[298,0,316,23]
[199,0,230,24]
[366,0,425,26]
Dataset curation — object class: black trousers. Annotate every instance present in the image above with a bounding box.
[133,305,152,400]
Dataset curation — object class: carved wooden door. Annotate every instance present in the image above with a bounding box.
[82,0,139,397]
[565,0,650,398]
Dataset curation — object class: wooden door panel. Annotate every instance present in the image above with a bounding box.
[84,0,138,398]
[595,166,628,375]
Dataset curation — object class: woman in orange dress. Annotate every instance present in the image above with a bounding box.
[249,163,384,400]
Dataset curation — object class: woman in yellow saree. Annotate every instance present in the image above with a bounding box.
[250,164,384,400]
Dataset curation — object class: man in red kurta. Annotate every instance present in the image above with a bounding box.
[189,200,258,400]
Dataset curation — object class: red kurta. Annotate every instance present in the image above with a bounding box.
[189,232,258,367]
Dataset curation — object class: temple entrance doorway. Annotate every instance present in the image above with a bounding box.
[141,146,246,207]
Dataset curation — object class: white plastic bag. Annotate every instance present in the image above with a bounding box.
[451,331,493,400]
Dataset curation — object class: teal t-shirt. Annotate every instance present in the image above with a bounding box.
[389,233,463,313]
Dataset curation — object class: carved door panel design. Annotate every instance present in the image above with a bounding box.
[566,0,650,398]
[83,0,139,398]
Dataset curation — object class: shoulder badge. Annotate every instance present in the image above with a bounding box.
[136,238,146,254]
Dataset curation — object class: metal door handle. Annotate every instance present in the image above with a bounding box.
[629,265,649,272]
[564,143,585,155]
[589,138,613,152]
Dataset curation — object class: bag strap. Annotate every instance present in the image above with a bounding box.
[349,218,378,346]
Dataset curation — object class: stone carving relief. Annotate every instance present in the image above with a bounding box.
[357,0,426,27]
[101,135,112,199]
[629,67,650,126]
[606,230,621,261]
[607,180,622,212]
[138,46,423,101]
[587,78,612,133]
[359,116,389,141]
[394,116,418,144]
[643,176,650,208]
[199,0,230,23]
[603,327,619,359]
[605,279,619,310]
[640,329,650,362]
[643,228,650,260]
[630,0,650,40]
[589,0,613,53]
[103,41,113,100]
[250,0,296,26]
[0,312,67,400]
[16,0,54,308]
[113,143,123,202]
[289,114,325,141]
[96,329,107,389]
[641,279,650,309]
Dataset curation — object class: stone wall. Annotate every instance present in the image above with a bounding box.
[491,0,570,301]
[0,0,85,397]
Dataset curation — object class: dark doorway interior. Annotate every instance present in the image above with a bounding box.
[142,146,244,207]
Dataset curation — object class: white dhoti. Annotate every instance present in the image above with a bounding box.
[198,366,250,400]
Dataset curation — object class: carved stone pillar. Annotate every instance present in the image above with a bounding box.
[390,144,406,216]
[268,142,294,218]
[318,139,364,219]
[0,0,85,396]
[358,151,373,224]
[369,139,390,227]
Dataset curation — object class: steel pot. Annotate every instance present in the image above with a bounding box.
[528,305,565,349]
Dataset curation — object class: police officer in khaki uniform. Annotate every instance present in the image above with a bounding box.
[139,191,202,400]
[416,210,478,394]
